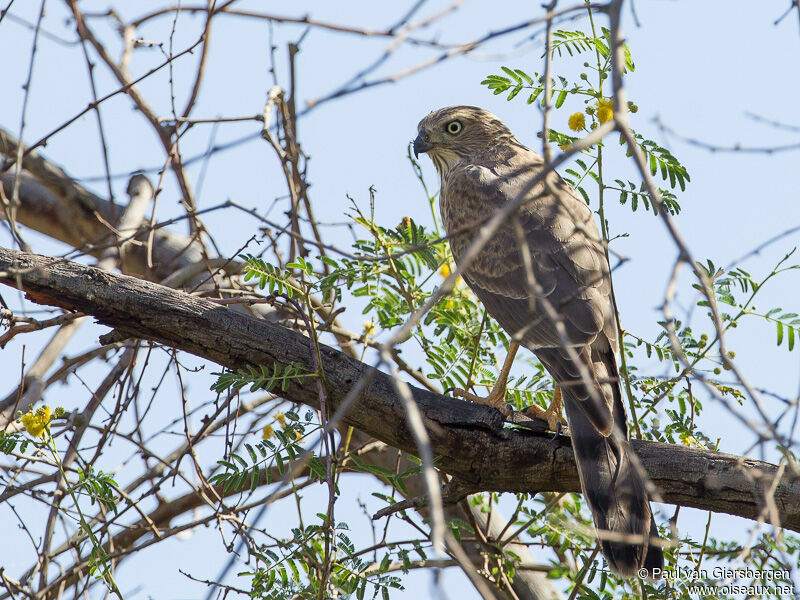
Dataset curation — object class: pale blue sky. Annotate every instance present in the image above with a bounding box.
[1,1,799,598]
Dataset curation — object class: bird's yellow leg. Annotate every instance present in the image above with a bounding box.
[524,386,563,432]
[452,342,519,415]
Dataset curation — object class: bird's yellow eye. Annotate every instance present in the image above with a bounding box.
[446,120,462,135]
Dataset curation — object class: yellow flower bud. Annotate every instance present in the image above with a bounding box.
[262,424,274,440]
[275,412,287,428]
[397,216,413,230]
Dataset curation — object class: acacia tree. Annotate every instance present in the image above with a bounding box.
[1,2,799,600]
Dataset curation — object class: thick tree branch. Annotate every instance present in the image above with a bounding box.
[1,247,798,532]
[0,135,553,598]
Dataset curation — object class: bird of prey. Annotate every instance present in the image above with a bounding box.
[413,106,663,577]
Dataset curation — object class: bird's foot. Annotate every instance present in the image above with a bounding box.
[523,403,563,432]
[450,386,511,417]
[448,342,520,419]
[522,387,563,432]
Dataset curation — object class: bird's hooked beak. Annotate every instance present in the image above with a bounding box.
[413,129,433,158]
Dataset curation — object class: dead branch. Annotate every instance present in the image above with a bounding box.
[1,247,798,532]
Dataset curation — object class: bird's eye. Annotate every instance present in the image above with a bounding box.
[446,120,462,135]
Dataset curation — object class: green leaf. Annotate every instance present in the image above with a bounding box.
[501,66,521,82]
[527,88,543,104]
[245,443,257,462]
[515,69,534,85]
[250,467,259,492]
[357,579,366,600]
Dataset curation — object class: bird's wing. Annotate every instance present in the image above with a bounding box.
[442,151,617,348]
[442,151,663,575]
[443,154,619,431]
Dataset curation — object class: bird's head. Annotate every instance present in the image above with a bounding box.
[413,106,513,175]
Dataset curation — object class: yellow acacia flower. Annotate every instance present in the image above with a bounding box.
[567,112,585,132]
[596,99,614,124]
[559,143,570,151]
[363,321,376,336]
[262,424,274,440]
[439,263,465,289]
[275,412,287,428]
[444,299,455,309]
[20,405,52,438]
[681,433,703,449]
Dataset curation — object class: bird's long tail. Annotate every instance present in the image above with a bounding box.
[536,344,663,577]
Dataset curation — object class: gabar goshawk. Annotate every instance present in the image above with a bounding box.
[413,105,663,577]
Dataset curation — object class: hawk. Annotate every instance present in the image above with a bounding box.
[413,106,663,576]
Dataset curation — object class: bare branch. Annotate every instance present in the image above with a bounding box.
[1,247,798,532]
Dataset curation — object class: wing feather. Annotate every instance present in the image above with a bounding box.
[442,151,615,352]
